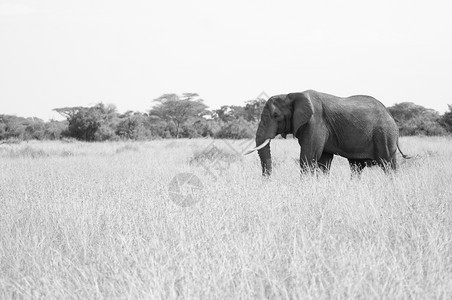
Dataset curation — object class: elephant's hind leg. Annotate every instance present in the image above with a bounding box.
[373,130,398,173]
[389,155,397,171]
[377,155,397,173]
[348,159,375,176]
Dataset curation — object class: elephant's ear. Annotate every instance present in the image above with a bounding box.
[288,92,314,136]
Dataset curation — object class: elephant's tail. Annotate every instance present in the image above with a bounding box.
[397,142,411,159]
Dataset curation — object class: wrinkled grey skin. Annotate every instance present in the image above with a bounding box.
[256,90,408,176]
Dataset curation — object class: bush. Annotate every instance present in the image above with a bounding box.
[388,102,446,136]
[94,124,118,141]
[402,117,447,136]
[439,104,452,134]
[215,118,256,139]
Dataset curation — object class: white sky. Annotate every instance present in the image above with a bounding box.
[1,0,451,120]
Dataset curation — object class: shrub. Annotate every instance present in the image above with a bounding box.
[215,118,256,139]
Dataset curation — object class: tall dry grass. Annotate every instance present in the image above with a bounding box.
[1,137,451,298]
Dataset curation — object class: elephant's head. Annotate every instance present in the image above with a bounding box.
[245,93,314,176]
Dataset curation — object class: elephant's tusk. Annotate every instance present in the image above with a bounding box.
[244,139,270,155]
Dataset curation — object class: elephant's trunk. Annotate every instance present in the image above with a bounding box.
[258,143,272,176]
[256,121,272,176]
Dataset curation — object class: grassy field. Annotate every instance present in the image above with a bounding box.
[1,136,452,298]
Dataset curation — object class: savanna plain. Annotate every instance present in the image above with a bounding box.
[1,136,452,299]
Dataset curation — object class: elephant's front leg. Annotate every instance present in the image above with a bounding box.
[299,152,333,174]
[299,152,315,173]
[299,148,326,173]
[298,127,328,174]
[317,152,334,173]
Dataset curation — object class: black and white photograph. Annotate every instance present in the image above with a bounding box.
[1,0,452,298]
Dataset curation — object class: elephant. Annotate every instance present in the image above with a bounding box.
[245,90,409,176]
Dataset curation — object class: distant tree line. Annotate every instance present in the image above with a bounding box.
[1,93,452,142]
[387,102,452,136]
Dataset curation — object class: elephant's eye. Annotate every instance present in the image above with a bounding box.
[272,112,278,119]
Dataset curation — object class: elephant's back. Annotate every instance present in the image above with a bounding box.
[308,91,388,111]
[343,95,394,121]
[321,92,398,156]
[344,95,399,145]
[344,94,385,108]
[307,90,397,127]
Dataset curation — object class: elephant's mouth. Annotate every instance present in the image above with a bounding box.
[244,139,270,155]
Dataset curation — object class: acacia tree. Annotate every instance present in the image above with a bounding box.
[150,93,208,138]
